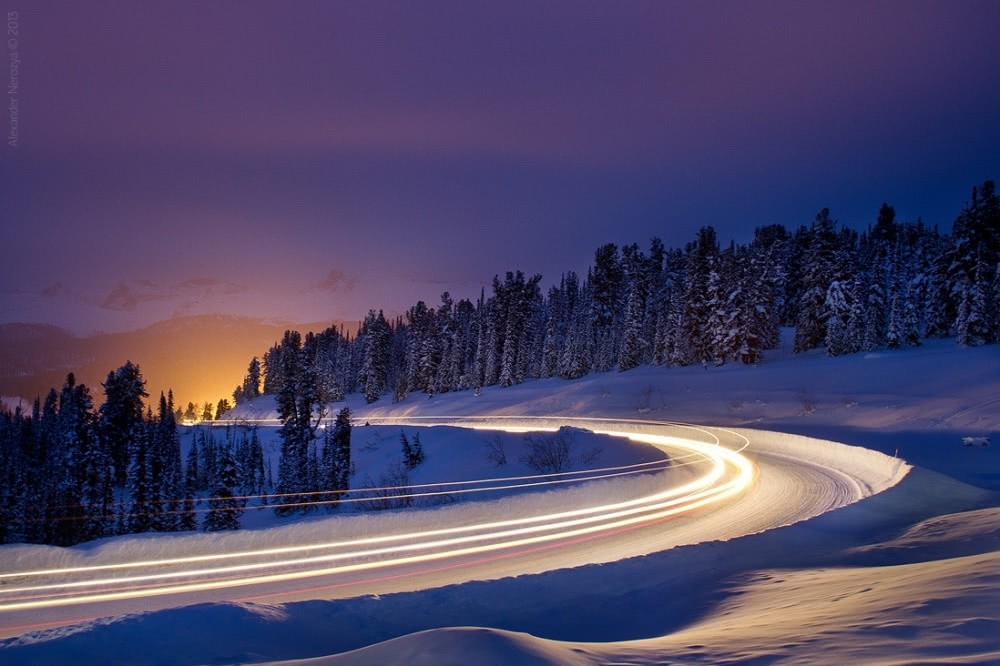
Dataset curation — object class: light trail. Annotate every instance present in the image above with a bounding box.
[28,458,682,527]
[0,418,755,616]
[33,454,694,516]
[0,459,704,582]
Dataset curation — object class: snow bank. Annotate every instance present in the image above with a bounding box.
[733,427,907,497]
[286,627,591,666]
[3,335,997,664]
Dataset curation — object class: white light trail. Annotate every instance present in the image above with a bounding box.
[0,418,755,614]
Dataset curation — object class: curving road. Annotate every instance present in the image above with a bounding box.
[0,416,902,638]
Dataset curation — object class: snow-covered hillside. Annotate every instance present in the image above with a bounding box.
[232,332,999,489]
[1,334,997,665]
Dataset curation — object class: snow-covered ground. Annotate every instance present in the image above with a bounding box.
[1,332,997,664]
[179,424,657,531]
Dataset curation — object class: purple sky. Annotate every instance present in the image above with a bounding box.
[3,1,999,334]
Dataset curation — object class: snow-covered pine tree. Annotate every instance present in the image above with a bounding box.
[948,181,1000,344]
[100,361,148,487]
[747,228,786,352]
[618,286,645,371]
[411,432,425,467]
[275,331,321,515]
[180,445,198,531]
[683,227,719,364]
[541,288,561,377]
[319,407,352,512]
[359,310,391,403]
[794,210,839,352]
[845,275,866,353]
[50,374,111,545]
[151,392,182,531]
[203,444,241,531]
[434,293,455,393]
[902,285,922,348]
[127,417,154,534]
[641,238,667,364]
[726,247,767,365]
[956,252,991,346]
[400,430,414,468]
[824,280,853,356]
[242,357,262,401]
[590,244,624,372]
[618,244,649,371]
[704,255,730,365]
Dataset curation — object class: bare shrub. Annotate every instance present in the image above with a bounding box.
[795,389,817,415]
[485,434,507,467]
[355,462,412,511]
[360,431,383,453]
[637,385,654,412]
[580,445,603,466]
[520,428,603,473]
[521,432,572,473]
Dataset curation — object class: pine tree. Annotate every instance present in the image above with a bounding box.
[590,245,624,371]
[618,283,645,370]
[704,258,729,365]
[400,430,414,467]
[100,361,148,486]
[241,357,262,402]
[683,227,719,364]
[50,374,110,545]
[411,432,425,467]
[320,407,352,511]
[844,276,866,353]
[275,331,319,515]
[863,262,888,351]
[902,286,922,348]
[151,392,182,532]
[956,253,990,346]
[203,444,241,531]
[824,280,853,356]
[181,444,199,530]
[401,430,425,469]
[947,181,1000,343]
[359,310,391,403]
[794,210,839,352]
[127,418,154,534]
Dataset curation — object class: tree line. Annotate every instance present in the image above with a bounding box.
[0,360,355,545]
[2,180,995,546]
[239,180,999,408]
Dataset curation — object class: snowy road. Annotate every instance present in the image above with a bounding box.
[0,417,902,639]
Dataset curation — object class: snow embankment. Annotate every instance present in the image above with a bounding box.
[0,426,665,580]
[226,335,1000,490]
[266,507,1000,666]
[285,627,590,666]
[737,427,906,498]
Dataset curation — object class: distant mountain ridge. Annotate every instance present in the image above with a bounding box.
[0,315,357,407]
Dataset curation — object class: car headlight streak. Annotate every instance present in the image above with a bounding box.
[0,418,755,613]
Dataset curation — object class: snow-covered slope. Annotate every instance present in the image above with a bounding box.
[1,334,997,664]
[228,332,1000,490]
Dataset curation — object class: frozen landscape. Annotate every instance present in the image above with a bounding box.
[2,332,996,664]
[4,4,999,664]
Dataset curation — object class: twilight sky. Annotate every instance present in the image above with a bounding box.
[2,1,999,334]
